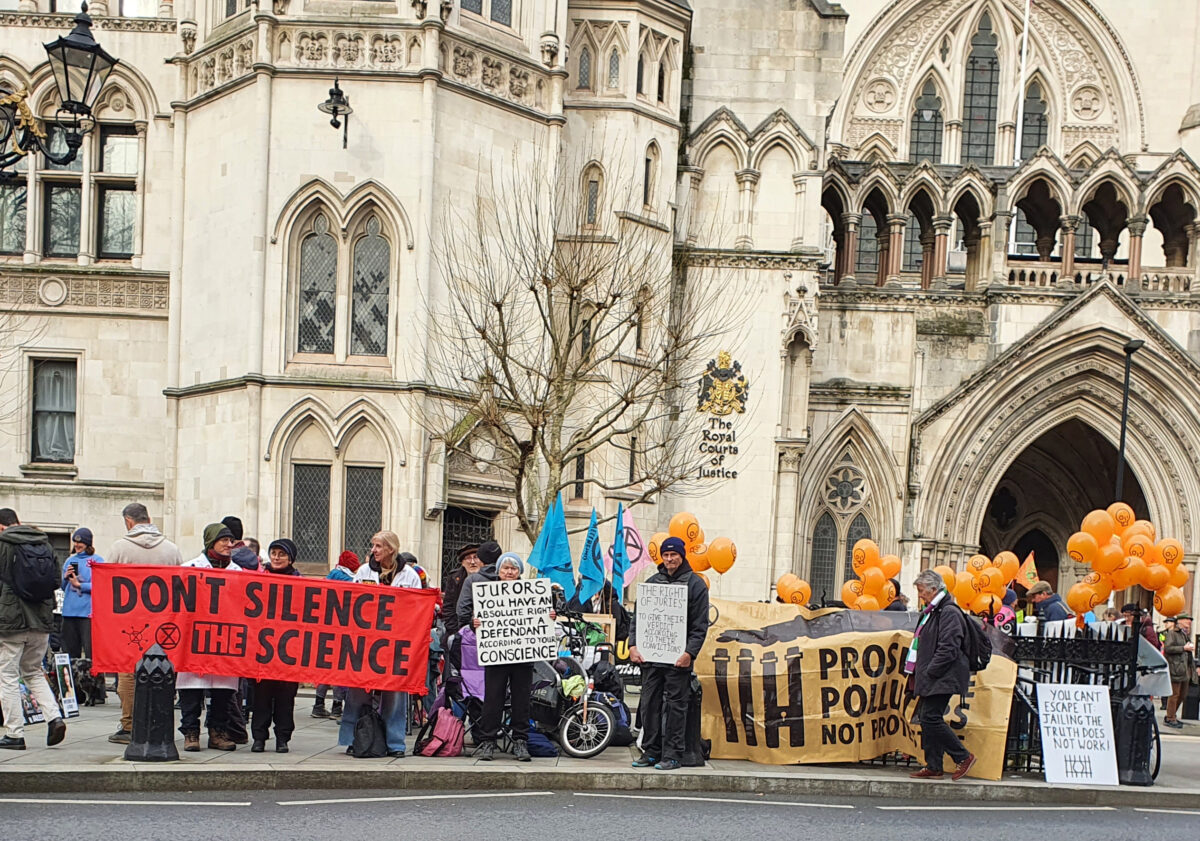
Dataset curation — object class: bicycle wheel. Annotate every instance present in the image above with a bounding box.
[1150,717,1162,780]
[559,700,615,759]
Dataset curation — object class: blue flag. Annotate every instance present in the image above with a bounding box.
[577,509,606,606]
[609,503,628,603]
[529,493,576,602]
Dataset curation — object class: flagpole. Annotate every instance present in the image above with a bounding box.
[1008,0,1033,254]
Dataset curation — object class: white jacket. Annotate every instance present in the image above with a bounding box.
[354,562,422,589]
[175,555,242,691]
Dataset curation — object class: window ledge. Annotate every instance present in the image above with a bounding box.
[20,463,78,480]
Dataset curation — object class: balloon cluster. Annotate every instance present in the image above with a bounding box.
[775,573,812,607]
[648,512,737,589]
[931,552,1021,615]
[840,539,902,610]
[1065,502,1190,617]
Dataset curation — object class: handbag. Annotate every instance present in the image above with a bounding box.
[351,694,389,759]
[416,693,464,757]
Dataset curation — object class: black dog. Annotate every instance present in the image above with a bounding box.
[72,658,104,707]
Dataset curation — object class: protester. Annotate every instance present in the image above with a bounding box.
[906,568,976,780]
[1163,613,1195,728]
[230,545,260,571]
[326,550,361,582]
[629,536,709,772]
[340,531,420,757]
[221,516,244,542]
[441,544,482,639]
[312,551,360,719]
[250,540,302,752]
[60,528,102,660]
[178,523,242,751]
[467,552,549,762]
[1102,607,1121,622]
[1027,581,1070,621]
[1122,602,1162,650]
[884,579,909,611]
[0,509,67,751]
[106,502,184,745]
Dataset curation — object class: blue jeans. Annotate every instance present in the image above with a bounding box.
[339,688,409,753]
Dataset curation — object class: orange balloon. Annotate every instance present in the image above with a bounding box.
[695,571,710,589]
[978,568,1004,595]
[879,580,898,607]
[1126,520,1157,542]
[1122,533,1155,561]
[934,565,957,591]
[1170,563,1190,589]
[1112,556,1148,591]
[790,579,813,606]
[994,552,1020,582]
[1067,531,1100,566]
[855,595,881,612]
[1158,538,1185,568]
[1081,571,1114,602]
[1107,502,1136,530]
[689,543,711,571]
[970,593,1002,615]
[1081,509,1117,544]
[954,572,976,608]
[777,573,800,592]
[1094,542,1125,575]
[1142,564,1172,591]
[669,512,702,545]
[707,537,736,574]
[966,554,990,576]
[648,532,669,565]
[880,554,902,580]
[841,579,863,607]
[1066,583,1095,614]
[1154,586,1186,617]
[686,528,706,554]
[852,539,881,577]
[861,566,887,595]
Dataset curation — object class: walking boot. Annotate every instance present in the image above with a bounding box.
[208,730,236,751]
[475,741,495,761]
[311,702,329,719]
[183,732,201,752]
[276,738,290,753]
[330,699,343,718]
[513,740,531,762]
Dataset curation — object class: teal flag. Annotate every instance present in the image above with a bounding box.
[577,509,606,606]
[609,503,628,603]
[528,493,576,602]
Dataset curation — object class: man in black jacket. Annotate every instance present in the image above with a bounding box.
[629,536,709,771]
[440,544,481,639]
[907,568,975,780]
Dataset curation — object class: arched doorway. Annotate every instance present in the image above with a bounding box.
[979,419,1148,592]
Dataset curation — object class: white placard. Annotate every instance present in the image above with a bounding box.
[1037,683,1119,786]
[474,578,557,666]
[635,583,688,665]
[53,652,79,717]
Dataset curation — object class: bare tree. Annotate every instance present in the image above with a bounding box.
[420,150,746,543]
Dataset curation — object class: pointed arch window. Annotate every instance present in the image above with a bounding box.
[843,513,873,582]
[607,48,621,89]
[855,213,879,277]
[810,513,837,604]
[962,13,1000,165]
[1019,81,1048,159]
[636,54,646,95]
[909,80,944,163]
[298,214,338,354]
[578,47,592,90]
[643,143,659,208]
[657,62,666,103]
[582,165,603,227]
[351,217,390,356]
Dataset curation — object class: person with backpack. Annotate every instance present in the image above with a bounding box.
[906,568,976,781]
[0,508,67,750]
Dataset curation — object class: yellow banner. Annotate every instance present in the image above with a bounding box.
[695,599,1017,780]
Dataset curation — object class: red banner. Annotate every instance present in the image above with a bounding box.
[91,564,439,693]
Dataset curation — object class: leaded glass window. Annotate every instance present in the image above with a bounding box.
[962,13,1000,165]
[810,513,837,604]
[298,214,337,354]
[903,216,923,272]
[657,63,666,103]
[585,178,600,225]
[856,213,879,277]
[98,187,135,258]
[578,47,592,90]
[292,464,330,565]
[1019,82,1048,159]
[0,179,25,255]
[909,81,944,163]
[351,217,390,356]
[344,466,383,558]
[43,184,81,257]
[461,0,482,12]
[608,49,620,89]
[490,0,511,26]
[843,513,873,583]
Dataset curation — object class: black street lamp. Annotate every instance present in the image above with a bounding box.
[0,3,118,171]
[1114,338,1145,501]
[318,78,352,149]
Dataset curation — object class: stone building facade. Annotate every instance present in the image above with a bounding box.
[2,0,1199,611]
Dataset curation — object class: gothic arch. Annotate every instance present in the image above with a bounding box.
[1007,151,1074,209]
[0,56,33,91]
[344,180,415,250]
[854,170,901,216]
[689,108,751,172]
[271,178,414,249]
[1072,160,1140,217]
[1141,154,1200,216]
[946,171,996,219]
[266,395,405,464]
[900,169,949,217]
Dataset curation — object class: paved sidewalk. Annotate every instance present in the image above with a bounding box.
[3,692,1199,806]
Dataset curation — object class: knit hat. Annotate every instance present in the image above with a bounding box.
[221,516,244,541]
[203,523,235,552]
[72,527,93,546]
[660,536,687,560]
[456,544,480,563]
[497,552,524,575]
[268,539,298,566]
[1003,587,1018,607]
[478,540,503,566]
[338,550,361,573]
[230,545,261,571]
[412,564,428,586]
[398,551,418,570]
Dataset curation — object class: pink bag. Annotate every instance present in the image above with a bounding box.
[417,704,464,757]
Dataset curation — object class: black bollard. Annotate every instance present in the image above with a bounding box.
[124,644,179,762]
[1113,694,1154,786]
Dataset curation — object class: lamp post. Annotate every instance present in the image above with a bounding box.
[0,3,118,171]
[1114,338,1145,501]
[318,79,352,149]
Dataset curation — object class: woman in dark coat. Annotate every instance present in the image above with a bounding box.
[249,539,302,753]
[905,569,975,781]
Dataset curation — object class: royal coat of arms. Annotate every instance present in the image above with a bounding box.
[697,351,750,415]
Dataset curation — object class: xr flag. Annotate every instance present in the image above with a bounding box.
[1017,552,1040,589]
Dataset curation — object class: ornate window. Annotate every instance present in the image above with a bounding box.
[909,80,944,163]
[578,47,592,90]
[643,143,659,208]
[806,454,876,600]
[297,214,338,354]
[810,513,837,604]
[292,464,331,565]
[962,13,1000,165]
[343,466,384,559]
[842,513,873,582]
[461,0,511,27]
[351,217,390,356]
[855,213,879,277]
[1019,81,1048,159]
[607,48,621,89]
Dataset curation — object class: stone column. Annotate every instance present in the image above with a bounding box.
[886,213,907,286]
[676,165,703,245]
[840,212,861,284]
[735,169,760,250]
[1059,214,1080,281]
[876,225,890,286]
[791,173,807,251]
[997,122,1016,166]
[87,0,108,13]
[131,122,148,271]
[1187,222,1200,270]
[976,214,994,286]
[931,215,953,287]
[920,228,935,289]
[771,446,805,586]
[77,132,94,267]
[22,150,36,263]
[944,121,963,165]
[1127,216,1148,291]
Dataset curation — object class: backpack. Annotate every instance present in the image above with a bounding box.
[526,728,559,757]
[7,541,60,603]
[593,690,635,747]
[962,612,993,673]
[350,701,389,758]
[415,702,464,757]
